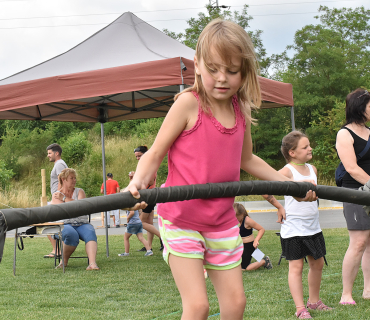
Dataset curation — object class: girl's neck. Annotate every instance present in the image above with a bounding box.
[290,161,306,166]
[208,97,233,112]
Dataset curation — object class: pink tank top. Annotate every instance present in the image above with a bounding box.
[158,92,246,232]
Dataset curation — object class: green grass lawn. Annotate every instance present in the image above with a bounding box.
[0,229,368,319]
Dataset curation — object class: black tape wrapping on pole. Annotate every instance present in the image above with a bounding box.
[1,180,370,262]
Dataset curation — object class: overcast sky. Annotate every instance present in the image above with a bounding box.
[0,0,367,80]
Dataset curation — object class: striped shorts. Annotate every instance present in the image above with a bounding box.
[158,215,243,270]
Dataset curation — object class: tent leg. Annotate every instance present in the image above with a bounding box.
[101,122,109,258]
[291,107,296,131]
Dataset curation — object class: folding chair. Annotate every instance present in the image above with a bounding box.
[14,223,65,275]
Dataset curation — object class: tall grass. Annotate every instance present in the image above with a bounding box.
[0,183,39,209]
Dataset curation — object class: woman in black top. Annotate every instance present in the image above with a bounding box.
[336,88,370,305]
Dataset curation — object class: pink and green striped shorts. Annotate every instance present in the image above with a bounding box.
[158,215,243,270]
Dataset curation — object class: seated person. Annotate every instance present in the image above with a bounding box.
[234,203,272,271]
[51,168,99,271]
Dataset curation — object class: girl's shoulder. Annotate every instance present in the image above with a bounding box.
[308,163,318,176]
[172,92,198,115]
[175,91,198,106]
[279,165,293,179]
[244,216,252,225]
[173,92,200,131]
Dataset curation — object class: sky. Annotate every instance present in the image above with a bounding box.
[0,0,368,80]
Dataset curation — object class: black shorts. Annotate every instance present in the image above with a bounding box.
[142,204,155,214]
[343,201,370,230]
[281,232,326,261]
[241,242,255,269]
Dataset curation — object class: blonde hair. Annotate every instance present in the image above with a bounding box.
[281,130,308,163]
[58,168,77,186]
[233,202,249,219]
[176,19,261,122]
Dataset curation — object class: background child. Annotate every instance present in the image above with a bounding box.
[118,172,153,257]
[234,203,272,271]
[118,208,153,257]
[278,131,332,319]
[126,20,316,320]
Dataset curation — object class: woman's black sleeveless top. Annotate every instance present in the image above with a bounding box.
[239,216,253,237]
[341,127,370,188]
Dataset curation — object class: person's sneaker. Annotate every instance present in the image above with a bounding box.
[264,256,273,269]
[307,299,333,311]
[137,247,146,252]
[144,250,153,256]
[115,225,120,228]
[118,253,129,257]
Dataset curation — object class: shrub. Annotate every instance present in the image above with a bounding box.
[134,118,164,138]
[0,160,14,190]
[62,132,92,165]
[46,122,76,142]
[0,126,52,177]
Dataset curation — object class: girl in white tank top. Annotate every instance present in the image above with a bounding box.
[278,131,332,319]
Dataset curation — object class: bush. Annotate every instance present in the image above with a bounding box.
[62,132,92,165]
[0,126,52,177]
[46,122,76,142]
[0,160,14,190]
[93,119,148,137]
[134,118,164,138]
[307,100,346,180]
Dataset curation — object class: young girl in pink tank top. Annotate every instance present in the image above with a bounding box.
[126,19,317,320]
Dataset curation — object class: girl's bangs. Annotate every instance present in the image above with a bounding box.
[201,34,242,72]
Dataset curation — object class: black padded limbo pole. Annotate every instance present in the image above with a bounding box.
[1,181,369,262]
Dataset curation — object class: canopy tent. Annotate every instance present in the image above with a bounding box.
[0,12,295,255]
[0,12,294,122]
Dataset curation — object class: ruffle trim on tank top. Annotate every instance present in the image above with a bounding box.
[189,92,242,135]
[181,92,202,137]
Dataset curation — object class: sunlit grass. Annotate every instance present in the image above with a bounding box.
[1,228,367,319]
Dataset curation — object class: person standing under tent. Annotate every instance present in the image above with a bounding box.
[44,143,68,259]
[101,173,121,228]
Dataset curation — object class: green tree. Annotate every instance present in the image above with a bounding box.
[62,132,92,165]
[0,125,52,177]
[307,100,346,180]
[282,5,370,130]
[0,160,14,190]
[163,5,269,75]
[259,6,370,173]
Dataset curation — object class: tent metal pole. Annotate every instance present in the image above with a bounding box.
[291,106,296,131]
[179,84,185,92]
[101,122,109,257]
